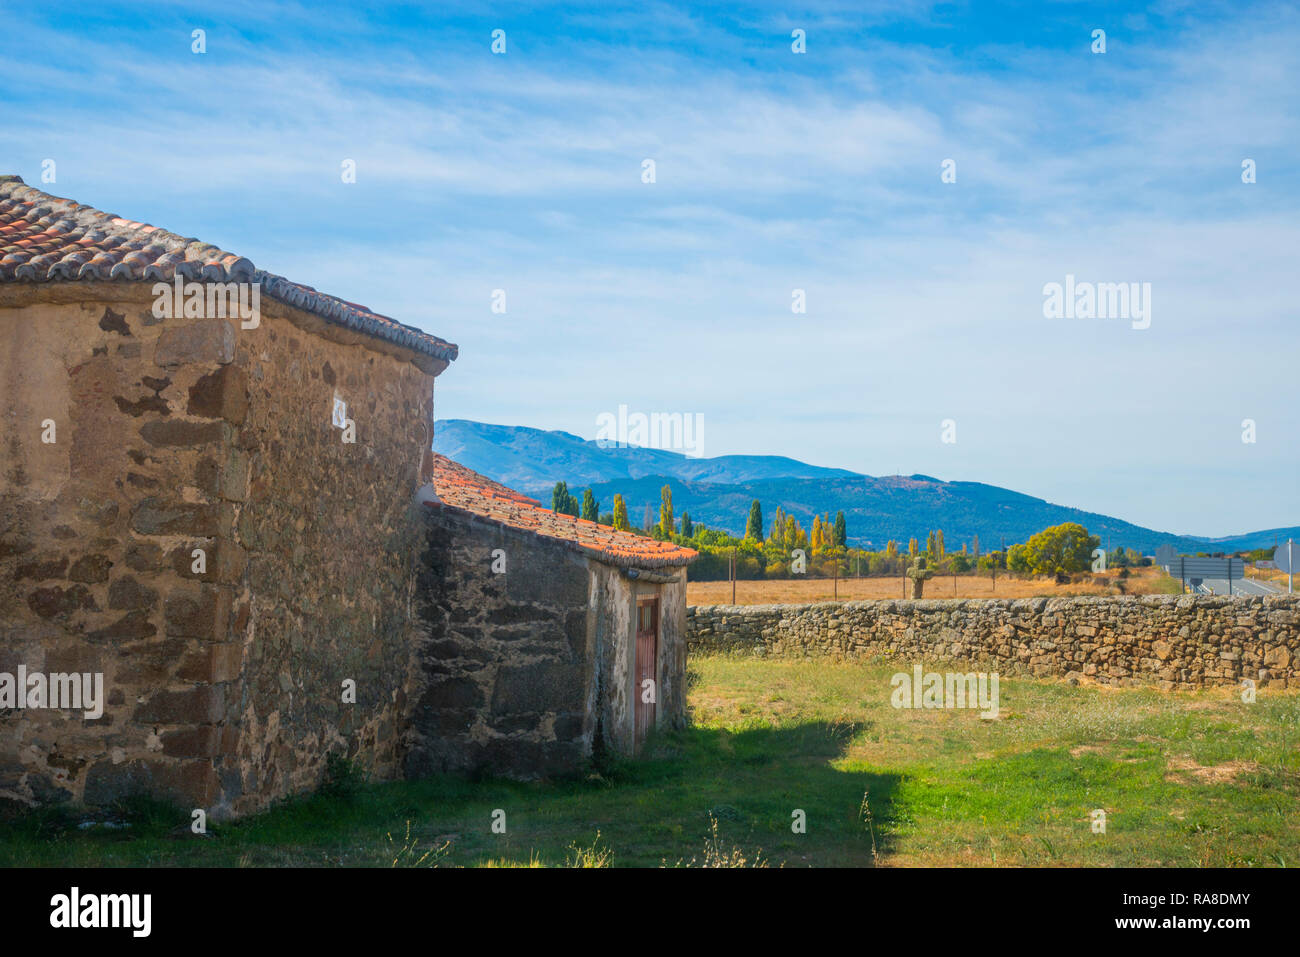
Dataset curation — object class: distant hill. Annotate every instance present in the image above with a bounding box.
[433,420,1299,555]
[434,419,855,491]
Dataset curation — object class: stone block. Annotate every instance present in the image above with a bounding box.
[131,499,224,537]
[13,556,68,581]
[139,419,226,448]
[161,726,228,758]
[154,320,235,367]
[186,364,249,424]
[1263,645,1292,669]
[68,554,113,583]
[176,643,243,683]
[134,685,225,725]
[164,586,233,640]
[27,584,96,618]
[125,542,164,571]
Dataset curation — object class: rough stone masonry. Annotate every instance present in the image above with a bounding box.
[687,595,1300,690]
[0,283,440,817]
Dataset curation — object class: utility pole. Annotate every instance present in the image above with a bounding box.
[730,547,736,604]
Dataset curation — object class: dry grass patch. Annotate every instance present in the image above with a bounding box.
[1165,757,1262,785]
[1068,743,1109,757]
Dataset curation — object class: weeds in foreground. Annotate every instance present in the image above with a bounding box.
[565,831,612,867]
[386,821,452,868]
[666,815,770,868]
[860,790,879,865]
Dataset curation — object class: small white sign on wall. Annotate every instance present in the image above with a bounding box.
[331,394,348,429]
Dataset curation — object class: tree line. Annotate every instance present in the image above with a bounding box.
[550,482,1152,583]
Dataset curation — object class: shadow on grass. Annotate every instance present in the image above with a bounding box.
[0,720,899,867]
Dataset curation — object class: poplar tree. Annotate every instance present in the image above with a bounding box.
[612,494,630,531]
[659,485,675,539]
[581,488,598,522]
[745,500,763,541]
[769,506,787,545]
[834,511,847,547]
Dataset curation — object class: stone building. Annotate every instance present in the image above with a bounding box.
[414,455,695,778]
[0,176,695,817]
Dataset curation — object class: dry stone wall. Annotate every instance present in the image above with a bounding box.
[687,596,1300,689]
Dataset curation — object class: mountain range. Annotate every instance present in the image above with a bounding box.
[433,419,1298,555]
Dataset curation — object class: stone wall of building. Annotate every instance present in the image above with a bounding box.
[656,574,690,728]
[687,595,1300,689]
[227,300,437,816]
[410,507,692,776]
[1,286,246,813]
[588,562,635,756]
[409,507,596,778]
[2,284,441,817]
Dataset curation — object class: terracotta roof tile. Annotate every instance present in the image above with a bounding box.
[428,454,697,569]
[0,175,457,364]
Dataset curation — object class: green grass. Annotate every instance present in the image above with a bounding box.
[3,656,1297,867]
[1147,572,1187,595]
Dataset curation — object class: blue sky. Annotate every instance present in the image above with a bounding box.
[3,1,1297,537]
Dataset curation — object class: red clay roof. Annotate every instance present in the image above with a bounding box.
[429,454,697,569]
[0,175,457,364]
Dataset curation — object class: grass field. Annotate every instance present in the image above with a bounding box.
[1249,566,1296,592]
[2,655,1296,868]
[687,565,1185,605]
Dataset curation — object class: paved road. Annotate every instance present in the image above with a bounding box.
[1194,577,1281,597]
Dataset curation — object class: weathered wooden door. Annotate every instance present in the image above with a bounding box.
[634,597,659,749]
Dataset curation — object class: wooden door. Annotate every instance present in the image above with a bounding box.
[634,597,659,749]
